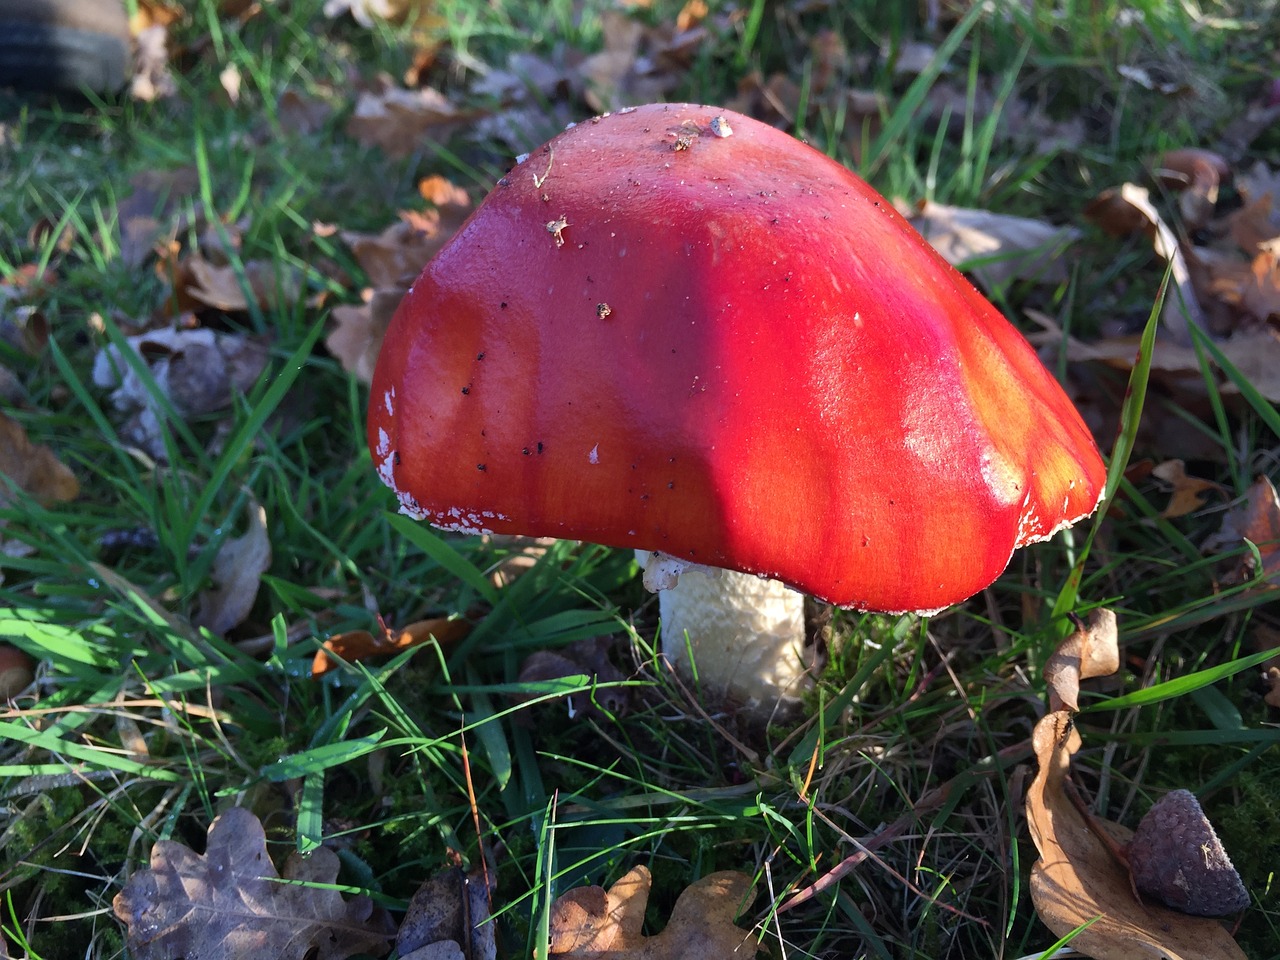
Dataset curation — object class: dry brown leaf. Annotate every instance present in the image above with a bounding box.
[395,867,495,960]
[340,206,469,290]
[1026,712,1247,960]
[347,84,473,158]
[312,616,470,676]
[113,167,200,269]
[182,256,303,313]
[277,89,336,136]
[580,11,645,112]
[485,533,556,588]
[1214,475,1280,586]
[1226,192,1280,255]
[1212,246,1280,322]
[516,637,630,721]
[1043,608,1119,713]
[130,0,184,32]
[1053,326,1280,404]
[910,201,1080,288]
[1264,666,1280,708]
[1151,459,1225,518]
[195,500,271,636]
[577,9,696,113]
[547,864,757,959]
[0,643,36,699]
[326,294,402,384]
[113,806,395,960]
[1235,161,1280,224]
[1084,183,1206,342]
[0,411,79,505]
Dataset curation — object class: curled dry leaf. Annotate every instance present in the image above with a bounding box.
[0,411,80,506]
[1043,608,1119,713]
[312,616,470,676]
[1155,148,1231,231]
[1084,182,1206,342]
[909,200,1081,288]
[548,864,757,959]
[195,500,272,636]
[396,867,495,960]
[1026,712,1247,960]
[112,806,395,960]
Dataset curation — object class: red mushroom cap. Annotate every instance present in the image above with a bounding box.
[368,103,1105,613]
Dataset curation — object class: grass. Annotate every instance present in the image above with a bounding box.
[2,0,1279,957]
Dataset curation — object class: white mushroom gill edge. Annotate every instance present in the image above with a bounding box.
[635,550,810,708]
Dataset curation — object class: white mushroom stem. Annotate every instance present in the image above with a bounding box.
[636,551,811,707]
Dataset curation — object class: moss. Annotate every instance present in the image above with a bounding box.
[1214,771,1280,895]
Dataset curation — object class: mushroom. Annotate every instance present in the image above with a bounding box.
[367,103,1106,710]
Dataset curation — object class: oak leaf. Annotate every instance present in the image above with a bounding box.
[548,864,757,959]
[113,806,395,960]
[1049,325,1280,405]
